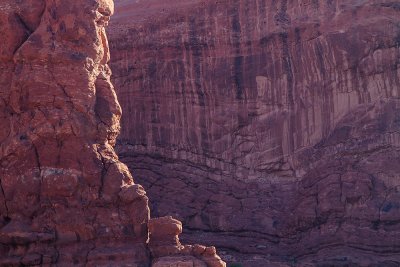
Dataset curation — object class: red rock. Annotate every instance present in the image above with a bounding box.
[149,216,183,238]
[109,0,400,265]
[152,256,207,267]
[0,0,225,266]
[148,216,226,267]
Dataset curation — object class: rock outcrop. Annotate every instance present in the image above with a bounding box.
[109,0,400,266]
[148,216,225,267]
[0,0,225,266]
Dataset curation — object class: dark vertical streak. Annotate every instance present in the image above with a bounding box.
[188,16,209,150]
[277,0,295,154]
[280,32,294,108]
[189,17,205,107]
[231,1,244,100]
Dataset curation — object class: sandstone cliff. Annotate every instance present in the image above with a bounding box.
[0,0,225,266]
[109,0,400,266]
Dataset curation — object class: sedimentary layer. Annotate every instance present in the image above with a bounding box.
[109,0,400,265]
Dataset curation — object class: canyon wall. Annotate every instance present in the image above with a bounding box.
[109,0,400,265]
[0,0,224,266]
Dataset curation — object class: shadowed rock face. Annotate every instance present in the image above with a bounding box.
[0,0,225,266]
[109,0,400,265]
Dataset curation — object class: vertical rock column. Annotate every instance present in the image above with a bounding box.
[0,0,225,266]
[0,0,150,265]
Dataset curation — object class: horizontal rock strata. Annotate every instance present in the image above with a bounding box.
[109,0,400,265]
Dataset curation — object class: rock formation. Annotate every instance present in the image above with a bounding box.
[0,0,225,266]
[109,0,400,266]
[148,216,225,267]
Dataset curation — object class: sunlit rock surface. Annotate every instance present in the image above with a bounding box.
[0,0,225,266]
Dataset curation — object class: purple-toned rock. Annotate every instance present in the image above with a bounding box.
[109,0,400,265]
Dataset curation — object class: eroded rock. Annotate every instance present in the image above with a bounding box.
[0,0,225,266]
[109,0,400,265]
[149,216,226,267]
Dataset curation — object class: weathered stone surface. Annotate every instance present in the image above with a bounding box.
[0,0,150,264]
[148,216,226,267]
[0,0,224,266]
[109,0,400,265]
[152,256,207,267]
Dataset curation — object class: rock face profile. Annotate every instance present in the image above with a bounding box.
[109,0,400,266]
[0,0,225,266]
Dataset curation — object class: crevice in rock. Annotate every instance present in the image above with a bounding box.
[84,243,96,265]
[0,178,9,218]
[14,13,34,35]
[12,13,34,56]
[11,1,46,57]
[95,146,109,199]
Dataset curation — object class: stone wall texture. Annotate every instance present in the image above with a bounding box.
[0,0,225,266]
[109,0,400,266]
